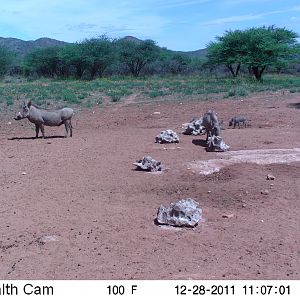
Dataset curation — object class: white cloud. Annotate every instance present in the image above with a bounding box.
[0,0,299,50]
[290,16,300,23]
[0,0,171,42]
[149,0,211,9]
[223,0,272,5]
[202,14,263,25]
[291,5,300,11]
[202,5,300,26]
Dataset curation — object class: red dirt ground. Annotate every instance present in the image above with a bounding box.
[0,92,299,280]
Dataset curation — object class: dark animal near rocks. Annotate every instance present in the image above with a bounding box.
[229,116,247,128]
[202,110,221,142]
[14,101,74,138]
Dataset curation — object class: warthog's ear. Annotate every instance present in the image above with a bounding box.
[27,101,32,107]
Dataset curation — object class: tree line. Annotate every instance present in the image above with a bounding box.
[207,26,299,80]
[0,26,299,81]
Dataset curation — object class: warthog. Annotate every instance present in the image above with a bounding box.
[202,110,221,142]
[14,101,74,138]
[229,116,247,128]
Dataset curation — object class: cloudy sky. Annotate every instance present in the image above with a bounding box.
[0,0,299,51]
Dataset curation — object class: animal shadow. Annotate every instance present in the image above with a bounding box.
[288,102,300,109]
[192,139,207,147]
[8,135,66,141]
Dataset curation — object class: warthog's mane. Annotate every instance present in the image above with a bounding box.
[30,103,64,111]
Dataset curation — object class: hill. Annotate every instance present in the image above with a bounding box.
[0,35,207,61]
[119,36,207,58]
[0,37,67,57]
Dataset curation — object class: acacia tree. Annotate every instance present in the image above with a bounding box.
[117,39,160,77]
[80,36,115,79]
[166,53,192,74]
[59,43,86,78]
[207,26,298,80]
[244,26,298,80]
[22,46,62,77]
[0,46,14,77]
[59,36,115,79]
[207,30,247,77]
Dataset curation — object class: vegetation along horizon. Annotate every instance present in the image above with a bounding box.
[0,26,299,110]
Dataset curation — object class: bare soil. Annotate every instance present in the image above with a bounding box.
[0,92,299,280]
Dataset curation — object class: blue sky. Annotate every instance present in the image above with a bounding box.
[0,0,299,51]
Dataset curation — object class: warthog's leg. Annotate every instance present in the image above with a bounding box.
[69,120,73,137]
[64,120,72,137]
[35,124,40,138]
[64,121,69,138]
[206,130,211,142]
[40,124,45,138]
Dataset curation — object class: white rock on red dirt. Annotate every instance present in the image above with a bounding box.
[156,198,202,227]
[182,117,206,136]
[222,213,235,219]
[206,135,230,152]
[155,129,179,144]
[2,93,300,280]
[266,174,276,180]
[133,156,162,172]
[261,189,270,195]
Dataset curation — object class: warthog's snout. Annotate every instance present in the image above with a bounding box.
[14,112,22,120]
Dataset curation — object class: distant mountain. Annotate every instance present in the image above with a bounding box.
[177,48,207,58]
[0,35,206,59]
[0,37,68,57]
[121,36,143,43]
[121,36,207,58]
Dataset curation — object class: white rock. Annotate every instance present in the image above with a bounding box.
[133,156,162,172]
[156,198,202,227]
[261,189,270,195]
[155,129,179,144]
[222,213,235,218]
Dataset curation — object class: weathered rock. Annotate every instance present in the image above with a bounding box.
[156,198,202,227]
[37,235,60,244]
[155,129,179,144]
[261,189,270,195]
[266,174,275,180]
[133,156,162,172]
[182,118,206,136]
[222,213,235,219]
[206,135,230,152]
